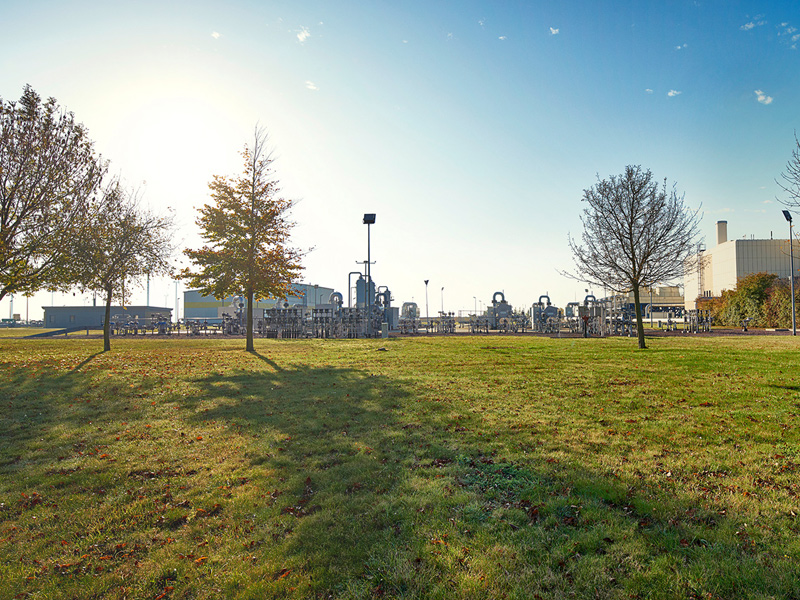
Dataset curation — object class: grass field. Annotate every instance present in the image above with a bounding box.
[1,335,799,599]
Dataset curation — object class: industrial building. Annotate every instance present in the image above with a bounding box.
[611,286,685,316]
[684,220,795,310]
[183,283,335,323]
[42,305,172,329]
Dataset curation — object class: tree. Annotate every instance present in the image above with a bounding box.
[777,132,800,209]
[568,165,701,349]
[181,128,304,352]
[0,85,106,300]
[720,272,778,328]
[71,182,174,351]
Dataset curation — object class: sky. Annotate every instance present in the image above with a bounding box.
[2,0,800,320]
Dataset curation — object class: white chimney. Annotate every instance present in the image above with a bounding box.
[716,221,728,245]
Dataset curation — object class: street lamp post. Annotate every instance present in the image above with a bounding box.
[441,287,444,314]
[363,214,376,337]
[473,296,476,315]
[424,280,429,321]
[783,210,796,336]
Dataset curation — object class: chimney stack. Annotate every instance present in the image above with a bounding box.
[716,220,728,246]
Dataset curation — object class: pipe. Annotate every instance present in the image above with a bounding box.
[329,291,343,307]
[492,291,505,304]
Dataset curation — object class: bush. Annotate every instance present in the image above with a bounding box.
[708,272,800,327]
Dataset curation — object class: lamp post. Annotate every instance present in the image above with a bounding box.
[363,214,376,336]
[441,287,444,314]
[783,210,796,336]
[473,296,477,315]
[424,280,429,321]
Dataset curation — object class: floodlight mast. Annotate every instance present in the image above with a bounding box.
[363,214,376,337]
[783,210,796,336]
[424,280,429,322]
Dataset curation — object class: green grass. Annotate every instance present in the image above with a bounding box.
[1,335,799,599]
[0,327,59,338]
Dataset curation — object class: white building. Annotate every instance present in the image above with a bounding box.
[684,221,795,310]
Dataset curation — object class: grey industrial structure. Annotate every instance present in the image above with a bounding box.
[42,305,172,329]
[183,283,335,323]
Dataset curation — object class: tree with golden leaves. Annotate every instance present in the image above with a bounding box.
[182,128,303,352]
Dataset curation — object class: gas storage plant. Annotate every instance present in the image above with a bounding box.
[30,219,795,338]
[179,279,690,339]
[174,220,794,339]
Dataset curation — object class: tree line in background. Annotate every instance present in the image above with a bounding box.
[700,272,800,329]
[1,85,301,351]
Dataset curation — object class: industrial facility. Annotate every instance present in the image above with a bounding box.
[684,220,796,310]
[42,305,172,329]
[183,283,335,323]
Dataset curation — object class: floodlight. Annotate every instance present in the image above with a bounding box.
[363,213,376,224]
[783,210,793,223]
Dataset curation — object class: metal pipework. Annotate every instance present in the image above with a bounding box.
[329,291,344,308]
[347,272,362,308]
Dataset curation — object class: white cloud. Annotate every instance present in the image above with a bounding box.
[667,89,682,97]
[550,27,560,35]
[498,36,507,41]
[211,31,221,39]
[645,88,654,94]
[305,81,318,91]
[755,89,773,105]
[675,43,687,50]
[762,199,773,204]
[741,18,766,31]
[297,26,310,43]
[447,32,454,40]
[478,18,486,28]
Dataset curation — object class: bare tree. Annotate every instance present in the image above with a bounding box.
[0,85,106,300]
[777,133,800,209]
[182,127,304,352]
[567,165,701,349]
[71,182,174,351]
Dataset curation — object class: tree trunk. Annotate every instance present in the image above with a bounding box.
[245,288,254,352]
[103,287,112,352]
[632,284,646,349]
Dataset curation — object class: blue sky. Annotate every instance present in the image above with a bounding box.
[2,0,800,319]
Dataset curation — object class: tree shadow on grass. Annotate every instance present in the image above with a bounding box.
[0,366,94,468]
[175,355,800,599]
[2,347,797,599]
[180,362,422,588]
[0,360,156,471]
[70,351,105,372]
